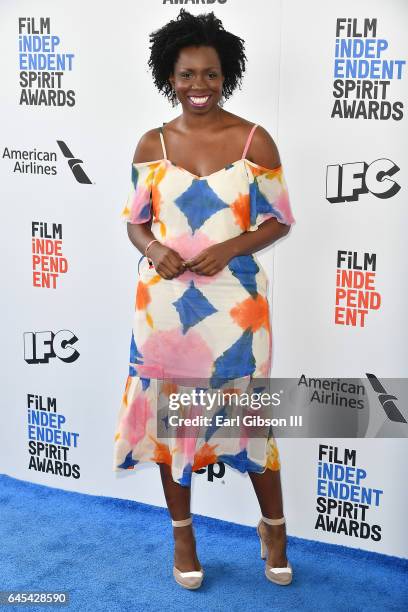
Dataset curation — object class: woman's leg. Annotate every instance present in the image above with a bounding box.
[158,462,202,571]
[248,468,288,567]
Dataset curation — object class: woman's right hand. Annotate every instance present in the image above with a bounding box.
[147,242,187,279]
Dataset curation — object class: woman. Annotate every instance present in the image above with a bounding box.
[113,9,296,589]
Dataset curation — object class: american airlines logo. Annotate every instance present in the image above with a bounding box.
[366,373,406,423]
[2,141,92,182]
[56,140,92,184]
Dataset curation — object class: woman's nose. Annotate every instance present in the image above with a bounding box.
[192,75,207,88]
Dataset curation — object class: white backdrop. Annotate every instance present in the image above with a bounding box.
[1,0,407,558]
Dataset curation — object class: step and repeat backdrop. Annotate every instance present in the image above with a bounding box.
[1,0,407,558]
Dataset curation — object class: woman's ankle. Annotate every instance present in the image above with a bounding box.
[260,521,288,566]
[173,528,201,571]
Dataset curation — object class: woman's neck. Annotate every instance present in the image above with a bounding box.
[177,105,227,132]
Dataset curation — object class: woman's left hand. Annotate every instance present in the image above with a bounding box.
[184,244,232,276]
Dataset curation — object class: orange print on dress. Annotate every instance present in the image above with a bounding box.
[192,442,219,471]
[136,281,151,310]
[249,164,282,180]
[265,439,281,471]
[231,192,250,231]
[152,165,167,238]
[122,375,132,407]
[150,437,173,466]
[160,381,179,397]
[136,276,161,327]
[147,275,162,287]
[230,294,270,332]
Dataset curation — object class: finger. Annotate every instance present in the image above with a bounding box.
[190,269,208,277]
[199,263,218,276]
[189,265,204,274]
[170,258,188,277]
[156,262,174,279]
[165,253,182,271]
[170,256,188,275]
[165,258,184,276]
[189,256,211,272]
[187,252,206,267]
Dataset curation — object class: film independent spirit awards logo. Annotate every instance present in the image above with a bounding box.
[315,374,405,543]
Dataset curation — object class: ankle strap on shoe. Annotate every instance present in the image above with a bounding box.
[262,515,285,526]
[172,516,192,527]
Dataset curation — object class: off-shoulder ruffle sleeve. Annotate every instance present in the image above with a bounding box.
[120,163,156,224]
[247,163,296,232]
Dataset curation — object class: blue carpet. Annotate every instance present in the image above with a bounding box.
[0,474,407,612]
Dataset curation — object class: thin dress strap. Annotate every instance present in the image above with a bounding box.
[158,125,168,160]
[241,123,258,159]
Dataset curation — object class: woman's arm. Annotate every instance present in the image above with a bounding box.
[126,129,186,279]
[126,130,160,255]
[227,125,291,257]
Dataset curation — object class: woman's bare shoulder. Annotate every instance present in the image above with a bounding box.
[247,124,281,169]
[132,128,163,163]
[223,111,281,168]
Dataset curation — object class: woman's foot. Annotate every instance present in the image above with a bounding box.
[258,519,288,567]
[173,524,202,572]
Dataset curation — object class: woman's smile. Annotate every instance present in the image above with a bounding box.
[187,94,211,108]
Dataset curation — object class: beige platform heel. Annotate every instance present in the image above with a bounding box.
[256,515,293,585]
[172,516,204,590]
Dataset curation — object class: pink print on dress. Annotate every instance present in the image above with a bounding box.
[122,391,153,446]
[175,404,203,463]
[142,328,214,379]
[276,189,295,225]
[130,185,150,223]
[163,232,223,285]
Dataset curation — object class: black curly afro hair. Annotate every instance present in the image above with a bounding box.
[148,9,247,106]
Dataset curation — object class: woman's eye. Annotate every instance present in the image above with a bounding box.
[179,72,218,79]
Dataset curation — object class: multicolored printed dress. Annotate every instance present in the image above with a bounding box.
[113,123,296,486]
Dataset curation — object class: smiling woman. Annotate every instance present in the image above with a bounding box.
[170,46,224,112]
[113,8,296,590]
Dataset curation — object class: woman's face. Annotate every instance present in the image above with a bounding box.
[169,45,224,112]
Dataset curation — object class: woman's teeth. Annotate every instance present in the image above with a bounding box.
[188,96,210,106]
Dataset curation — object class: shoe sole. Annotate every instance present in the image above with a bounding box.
[264,567,293,586]
[174,576,204,590]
